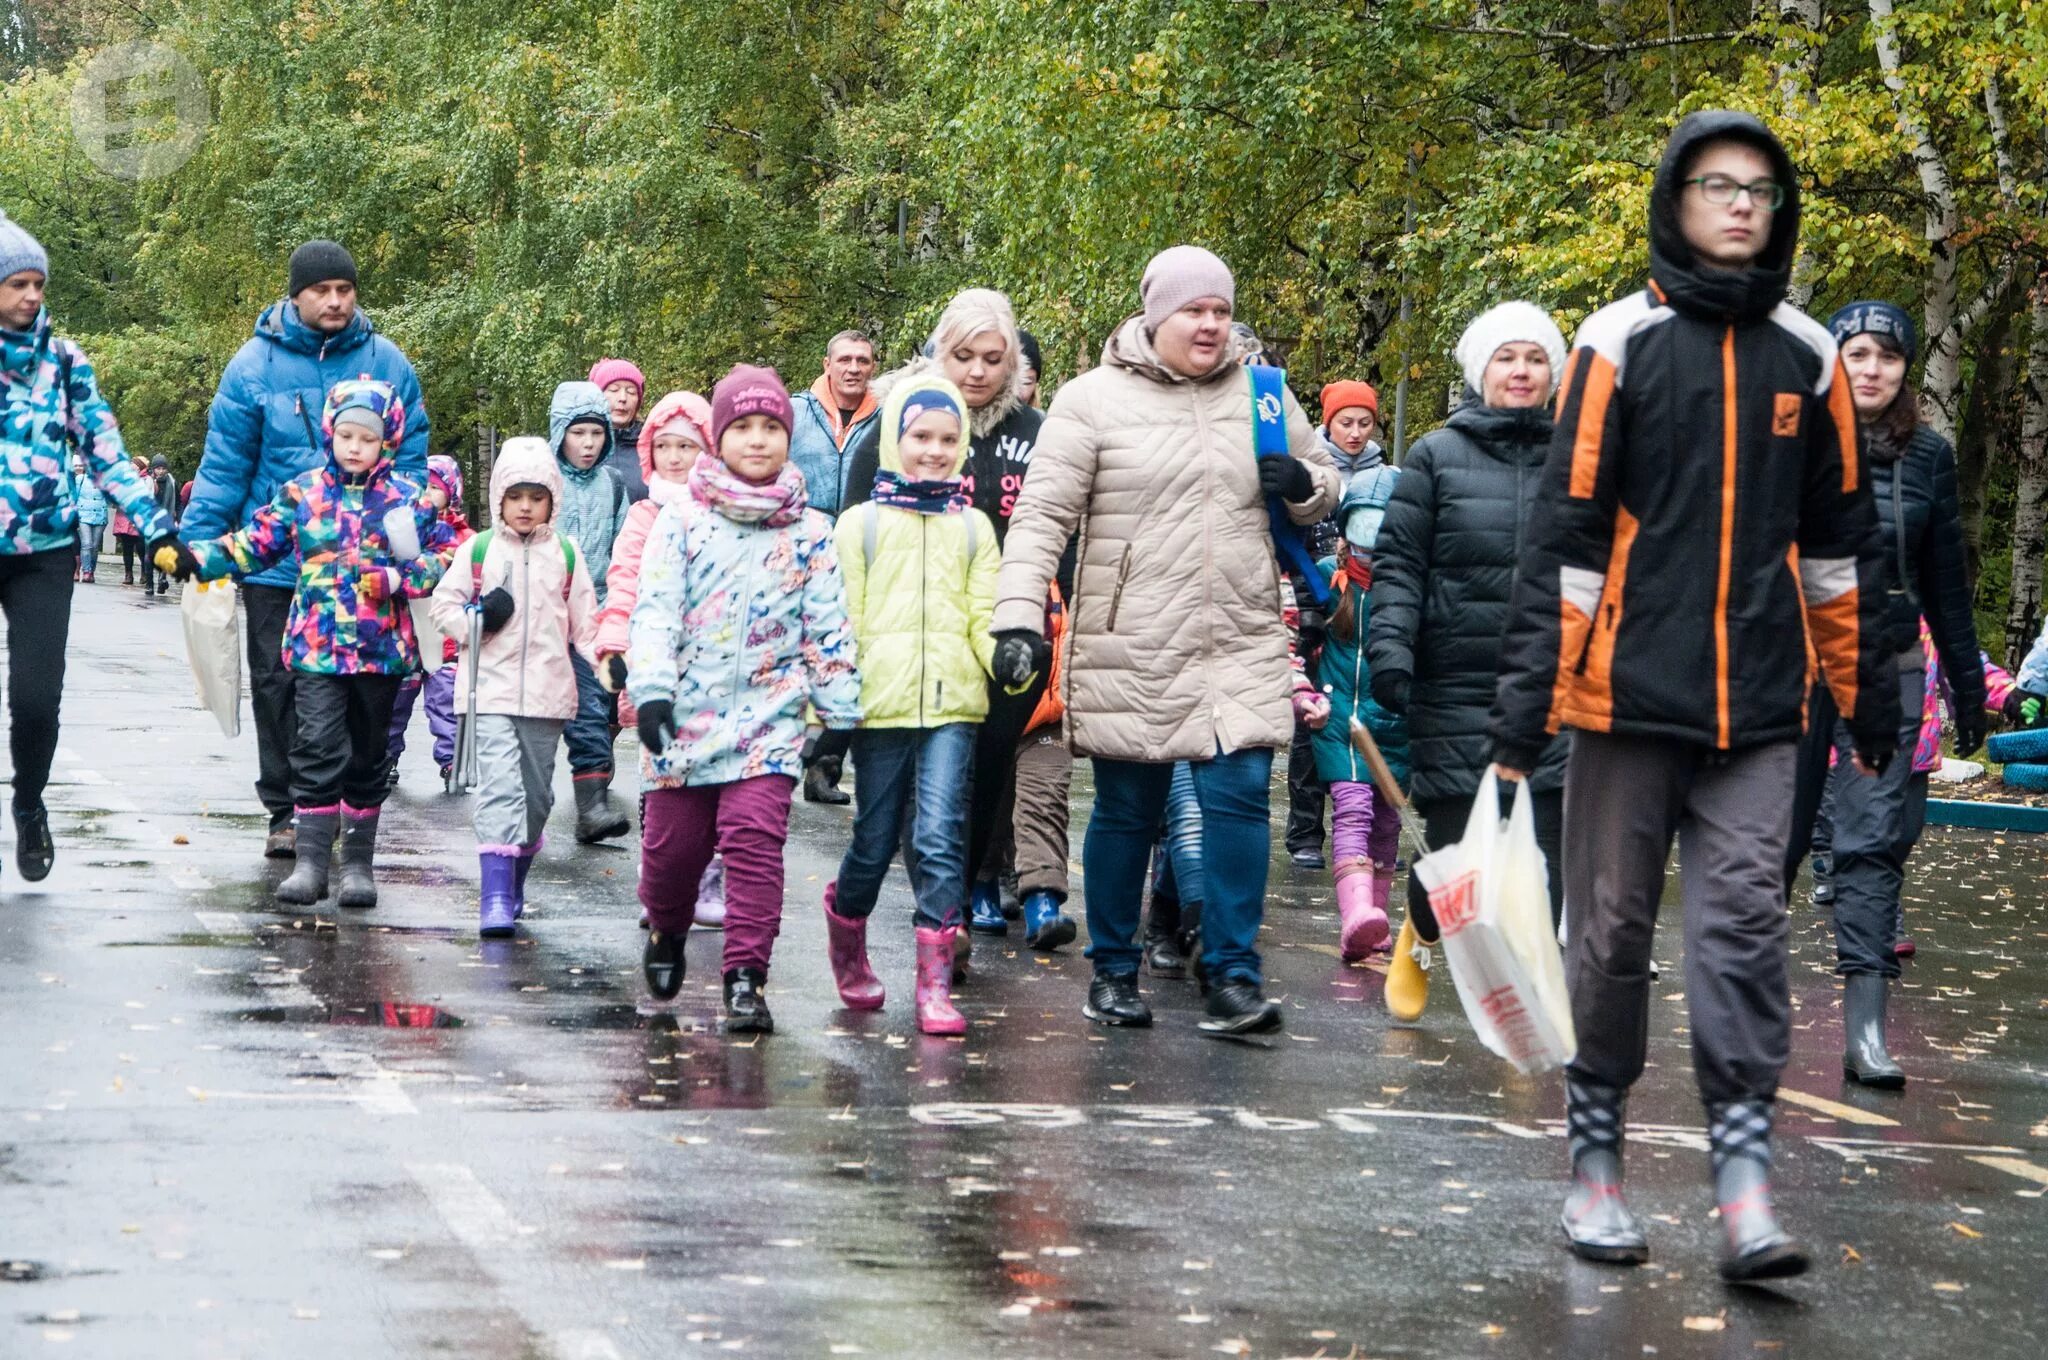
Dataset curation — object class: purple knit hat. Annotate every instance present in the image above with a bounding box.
[710,364,795,449]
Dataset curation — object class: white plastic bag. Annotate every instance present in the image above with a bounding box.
[409,596,447,674]
[181,580,242,739]
[1410,770,1576,1075]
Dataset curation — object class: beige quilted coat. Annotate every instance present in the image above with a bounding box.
[993,317,1340,761]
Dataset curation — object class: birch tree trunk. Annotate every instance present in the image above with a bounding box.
[2009,287,2048,661]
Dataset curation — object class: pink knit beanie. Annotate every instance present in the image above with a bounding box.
[710,365,795,449]
[1140,246,1236,334]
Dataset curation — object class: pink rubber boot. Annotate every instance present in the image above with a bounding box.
[1369,863,1399,954]
[915,925,967,1035]
[1336,858,1391,962]
[823,882,885,1011]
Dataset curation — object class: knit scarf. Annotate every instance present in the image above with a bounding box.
[870,469,969,515]
[1343,555,1374,590]
[689,451,807,527]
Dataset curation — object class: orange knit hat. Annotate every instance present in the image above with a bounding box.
[1319,380,1379,422]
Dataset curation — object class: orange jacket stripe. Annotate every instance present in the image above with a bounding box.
[1568,352,1617,500]
[1715,328,1738,749]
[1827,362,1860,494]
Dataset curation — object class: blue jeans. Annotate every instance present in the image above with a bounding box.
[1086,746,1274,984]
[77,523,101,577]
[565,650,617,775]
[835,723,976,930]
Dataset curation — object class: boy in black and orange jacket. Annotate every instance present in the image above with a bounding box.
[1490,111,1899,1283]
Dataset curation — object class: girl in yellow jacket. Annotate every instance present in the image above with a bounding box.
[821,374,998,1035]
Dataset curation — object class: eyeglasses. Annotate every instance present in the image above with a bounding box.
[1685,175,1783,209]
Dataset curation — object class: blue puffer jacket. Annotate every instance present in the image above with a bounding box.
[547,382,630,606]
[1,309,169,555]
[183,301,429,588]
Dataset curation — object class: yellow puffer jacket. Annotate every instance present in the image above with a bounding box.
[834,375,999,729]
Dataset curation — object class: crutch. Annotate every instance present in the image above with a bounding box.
[448,605,484,794]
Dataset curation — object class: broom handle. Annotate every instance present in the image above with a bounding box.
[1347,717,1434,863]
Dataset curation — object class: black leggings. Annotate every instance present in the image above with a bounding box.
[1,547,78,810]
[1405,785,1565,943]
[117,534,142,579]
[966,672,1044,887]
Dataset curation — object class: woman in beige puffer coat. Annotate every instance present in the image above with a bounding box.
[992,245,1339,1036]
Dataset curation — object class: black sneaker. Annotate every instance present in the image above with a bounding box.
[1082,973,1152,1027]
[724,969,775,1033]
[1198,980,1282,1036]
[14,803,54,882]
[643,931,687,1000]
[1289,847,1325,870]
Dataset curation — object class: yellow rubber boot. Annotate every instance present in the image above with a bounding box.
[1384,916,1431,1022]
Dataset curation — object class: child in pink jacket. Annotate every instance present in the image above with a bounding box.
[429,436,599,937]
[593,391,725,926]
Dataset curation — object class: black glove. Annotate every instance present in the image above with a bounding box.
[1296,605,1328,655]
[637,699,675,757]
[2002,689,2048,728]
[477,587,515,635]
[1853,738,1894,778]
[1371,667,1411,715]
[1257,455,1314,504]
[148,535,200,581]
[599,653,628,693]
[1954,707,1987,759]
[992,629,1050,689]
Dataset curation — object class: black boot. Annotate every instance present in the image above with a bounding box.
[274,812,337,905]
[573,773,630,843]
[1842,973,1904,1088]
[1708,1099,1809,1283]
[14,801,55,882]
[1082,972,1152,1027]
[723,968,775,1034]
[335,809,380,909]
[803,754,851,806]
[643,930,687,1000]
[1560,1078,1649,1263]
[1144,886,1187,978]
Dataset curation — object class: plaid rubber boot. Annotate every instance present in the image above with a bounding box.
[1707,1099,1809,1282]
[1560,1078,1648,1263]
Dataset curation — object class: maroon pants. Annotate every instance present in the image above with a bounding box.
[640,775,796,976]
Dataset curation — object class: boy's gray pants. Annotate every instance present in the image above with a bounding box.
[474,715,565,850]
[1561,731,1796,1106]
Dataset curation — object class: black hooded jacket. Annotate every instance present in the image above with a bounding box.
[1869,423,1983,709]
[1492,111,1898,765]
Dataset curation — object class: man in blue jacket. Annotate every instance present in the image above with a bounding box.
[183,240,430,859]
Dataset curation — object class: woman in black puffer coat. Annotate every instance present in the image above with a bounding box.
[1787,301,1987,1090]
[1365,302,1571,1015]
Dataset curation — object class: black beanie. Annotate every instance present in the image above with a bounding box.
[288,239,357,296]
[1018,329,1042,374]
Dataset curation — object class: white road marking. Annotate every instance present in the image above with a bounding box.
[320,1049,417,1116]
[170,868,215,892]
[1966,1155,2048,1187]
[1777,1087,1901,1127]
[194,910,246,935]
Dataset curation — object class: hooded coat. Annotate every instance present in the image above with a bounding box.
[184,301,429,589]
[834,376,999,728]
[1492,111,1897,767]
[1312,481,1410,788]
[0,309,169,555]
[594,391,715,661]
[192,386,454,676]
[789,375,881,518]
[838,355,1045,540]
[547,382,630,605]
[992,317,1342,761]
[428,436,598,720]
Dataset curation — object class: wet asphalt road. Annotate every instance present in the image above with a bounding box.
[3,584,2045,1359]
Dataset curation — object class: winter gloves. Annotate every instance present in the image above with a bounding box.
[1258,455,1314,505]
[993,629,1050,690]
[598,654,628,693]
[150,536,200,581]
[1954,707,1987,759]
[355,567,399,605]
[2003,689,2046,728]
[1371,668,1411,715]
[637,699,676,757]
[477,587,516,635]
[1292,683,1331,730]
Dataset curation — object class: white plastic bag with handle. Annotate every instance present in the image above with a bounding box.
[181,580,242,739]
[1410,769,1576,1075]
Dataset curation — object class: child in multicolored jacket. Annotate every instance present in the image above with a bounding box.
[549,381,634,843]
[183,378,456,908]
[384,455,475,786]
[429,437,598,937]
[626,365,862,1031]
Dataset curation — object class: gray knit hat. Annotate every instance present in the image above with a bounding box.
[0,212,49,284]
[1139,245,1235,334]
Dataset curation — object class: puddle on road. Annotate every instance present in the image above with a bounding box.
[236,1001,465,1028]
